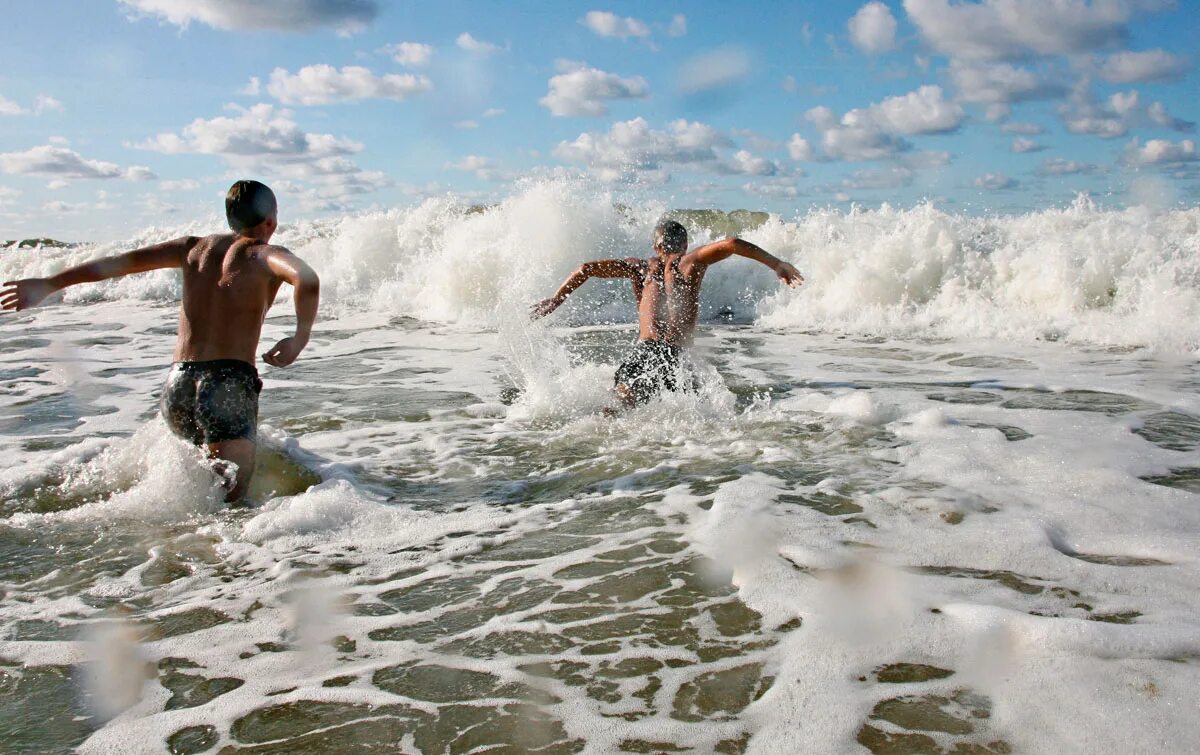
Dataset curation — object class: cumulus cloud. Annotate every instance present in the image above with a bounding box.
[456,32,501,55]
[678,48,751,94]
[974,172,1017,190]
[0,144,153,181]
[266,65,432,105]
[384,42,433,67]
[948,61,1066,115]
[1001,121,1045,135]
[0,93,64,116]
[582,11,650,39]
[135,103,387,208]
[118,0,378,34]
[240,77,262,96]
[1012,137,1045,153]
[446,155,509,180]
[1123,137,1197,166]
[840,164,916,190]
[1061,85,1194,138]
[1037,157,1104,175]
[539,61,649,117]
[903,0,1161,61]
[787,134,814,161]
[1095,49,1189,83]
[848,2,898,55]
[742,177,803,198]
[33,96,64,114]
[802,86,963,162]
[552,117,744,182]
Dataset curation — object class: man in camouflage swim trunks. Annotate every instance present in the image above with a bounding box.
[532,219,803,408]
[2,181,320,501]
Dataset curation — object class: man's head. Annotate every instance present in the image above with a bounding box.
[226,180,278,237]
[653,218,688,255]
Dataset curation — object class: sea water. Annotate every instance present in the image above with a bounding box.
[1,180,1198,753]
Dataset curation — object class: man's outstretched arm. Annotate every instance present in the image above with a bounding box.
[684,237,804,288]
[262,248,320,367]
[531,258,642,318]
[1,236,197,312]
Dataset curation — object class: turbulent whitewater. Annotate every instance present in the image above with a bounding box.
[1,180,1198,753]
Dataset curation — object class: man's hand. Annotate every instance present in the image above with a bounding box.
[263,336,307,367]
[1,278,57,312]
[774,262,804,288]
[530,297,563,319]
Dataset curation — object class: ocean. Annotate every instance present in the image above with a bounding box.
[1,180,1198,753]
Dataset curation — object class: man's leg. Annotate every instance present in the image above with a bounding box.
[207,439,257,503]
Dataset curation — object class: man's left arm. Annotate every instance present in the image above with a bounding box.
[684,237,804,288]
[262,248,320,367]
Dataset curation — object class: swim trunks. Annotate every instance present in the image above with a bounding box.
[614,340,682,405]
[160,359,262,445]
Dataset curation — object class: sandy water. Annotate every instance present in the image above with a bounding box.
[1,295,1198,753]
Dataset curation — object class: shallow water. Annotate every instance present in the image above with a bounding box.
[1,297,1199,754]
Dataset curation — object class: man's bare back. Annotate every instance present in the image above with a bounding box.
[1,181,319,501]
[177,234,291,364]
[533,219,802,407]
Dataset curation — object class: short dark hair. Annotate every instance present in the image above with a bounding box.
[654,219,688,253]
[225,180,277,232]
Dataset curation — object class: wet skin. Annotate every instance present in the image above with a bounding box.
[2,220,319,500]
[531,235,803,403]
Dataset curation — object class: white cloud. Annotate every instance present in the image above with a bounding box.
[552,117,737,182]
[722,150,777,176]
[904,0,1161,61]
[582,11,650,39]
[866,85,965,134]
[948,61,1065,110]
[806,105,909,161]
[33,96,64,114]
[0,144,151,181]
[483,108,504,118]
[787,134,814,161]
[240,77,262,96]
[668,14,687,38]
[0,95,25,116]
[161,178,201,191]
[124,166,158,180]
[1061,86,1194,138]
[46,179,70,190]
[840,165,916,190]
[1123,137,1197,166]
[456,32,501,55]
[446,154,508,180]
[678,48,751,94]
[1012,137,1045,153]
[1096,49,1189,83]
[118,0,378,34]
[1037,157,1103,175]
[974,172,1017,190]
[539,61,649,117]
[267,65,432,105]
[742,178,802,198]
[1001,121,1045,135]
[848,2,898,55]
[134,103,386,208]
[384,42,433,67]
[454,120,479,129]
[1,93,64,116]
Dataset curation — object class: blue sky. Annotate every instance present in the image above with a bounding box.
[1,0,1196,240]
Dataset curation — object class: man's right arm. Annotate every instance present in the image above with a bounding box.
[1,236,196,312]
[261,248,320,367]
[531,258,641,319]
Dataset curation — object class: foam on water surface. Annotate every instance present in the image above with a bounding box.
[1,185,1199,752]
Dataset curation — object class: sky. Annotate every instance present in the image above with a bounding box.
[1,0,1197,240]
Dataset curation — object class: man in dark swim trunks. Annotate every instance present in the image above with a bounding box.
[531,219,803,408]
[2,180,319,501]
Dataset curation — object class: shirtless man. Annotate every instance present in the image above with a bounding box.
[531,219,802,407]
[1,180,319,501]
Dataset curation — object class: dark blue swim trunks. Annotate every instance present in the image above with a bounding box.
[160,359,262,445]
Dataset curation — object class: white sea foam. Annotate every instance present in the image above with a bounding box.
[5,182,1197,351]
